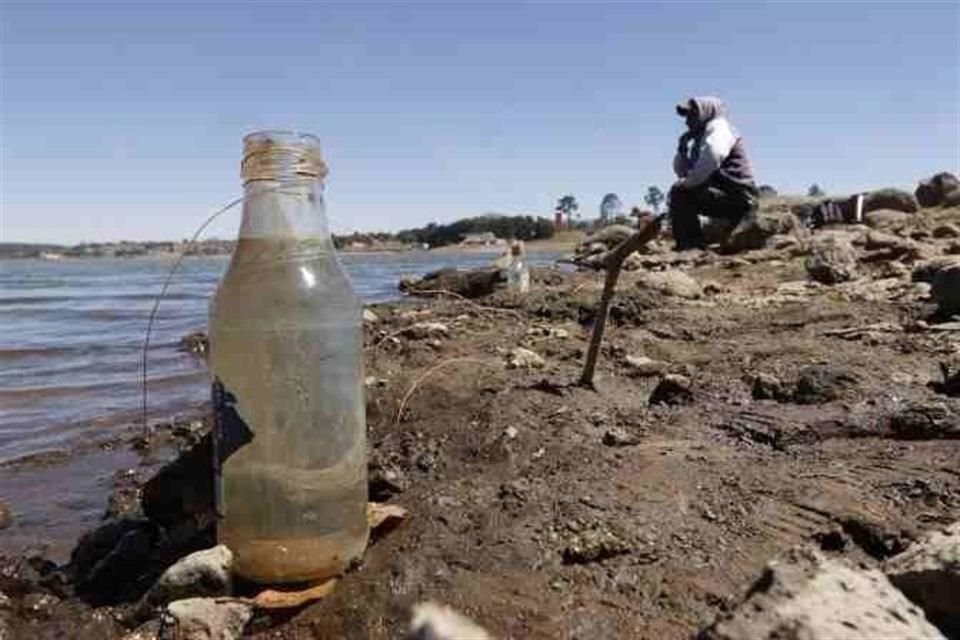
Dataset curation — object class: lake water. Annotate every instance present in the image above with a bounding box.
[0,251,561,465]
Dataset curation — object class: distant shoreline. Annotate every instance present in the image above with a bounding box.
[0,231,584,261]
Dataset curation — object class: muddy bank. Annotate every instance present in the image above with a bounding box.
[1,199,958,639]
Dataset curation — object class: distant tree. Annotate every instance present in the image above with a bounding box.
[599,193,622,225]
[644,186,665,214]
[557,195,579,228]
[808,184,825,197]
[758,184,778,198]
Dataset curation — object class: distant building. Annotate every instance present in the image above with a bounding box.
[554,209,565,230]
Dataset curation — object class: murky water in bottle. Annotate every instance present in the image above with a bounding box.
[209,133,368,583]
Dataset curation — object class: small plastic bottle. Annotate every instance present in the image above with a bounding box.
[506,241,530,294]
[208,131,368,583]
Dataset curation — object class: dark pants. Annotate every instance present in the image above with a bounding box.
[669,177,757,250]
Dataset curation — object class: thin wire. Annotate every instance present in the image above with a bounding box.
[139,181,311,439]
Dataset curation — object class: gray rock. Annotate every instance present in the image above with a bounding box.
[806,235,857,284]
[794,365,858,404]
[506,347,545,369]
[885,522,960,636]
[862,188,919,214]
[889,403,960,440]
[916,172,960,208]
[751,373,789,401]
[399,267,504,299]
[636,269,702,299]
[932,264,960,315]
[648,374,693,406]
[864,209,910,229]
[623,355,667,377]
[700,547,946,640]
[944,189,960,207]
[400,322,450,339]
[161,598,251,640]
[135,546,232,619]
[721,209,800,254]
[602,427,642,447]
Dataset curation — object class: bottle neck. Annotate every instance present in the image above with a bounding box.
[238,179,330,241]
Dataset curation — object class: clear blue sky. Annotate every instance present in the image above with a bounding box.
[1,1,958,243]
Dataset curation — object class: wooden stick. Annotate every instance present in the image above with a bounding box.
[579,216,663,388]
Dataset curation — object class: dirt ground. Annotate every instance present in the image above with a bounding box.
[2,205,959,639]
[265,206,960,639]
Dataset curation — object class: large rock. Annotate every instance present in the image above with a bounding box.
[864,209,910,229]
[699,547,946,640]
[134,546,232,619]
[399,268,505,299]
[635,269,702,299]
[721,208,800,254]
[70,518,157,602]
[861,188,919,214]
[161,598,252,640]
[932,263,960,315]
[793,365,858,404]
[805,235,857,284]
[889,403,960,440]
[862,230,923,262]
[884,522,960,636]
[916,172,960,208]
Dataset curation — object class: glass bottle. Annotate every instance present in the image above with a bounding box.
[506,240,530,294]
[208,131,368,583]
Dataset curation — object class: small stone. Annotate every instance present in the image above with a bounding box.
[562,526,633,564]
[410,602,492,640]
[21,592,60,620]
[602,427,641,447]
[635,269,702,299]
[507,347,545,369]
[135,546,233,619]
[362,308,379,323]
[751,373,788,401]
[504,426,519,440]
[401,322,450,339]
[702,280,726,295]
[648,374,693,406]
[623,355,667,378]
[162,598,252,640]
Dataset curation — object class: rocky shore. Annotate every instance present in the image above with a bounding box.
[1,177,959,639]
